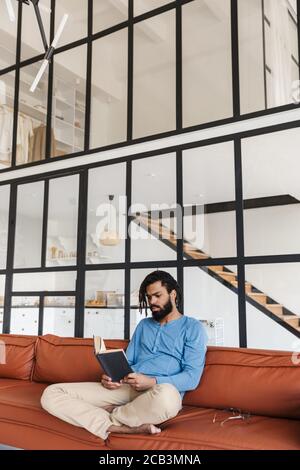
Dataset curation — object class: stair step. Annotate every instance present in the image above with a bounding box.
[248,293,268,305]
[183,243,202,251]
[208,266,224,273]
[279,315,300,328]
[187,252,209,260]
[231,281,252,293]
[216,271,237,281]
[183,244,209,259]
[266,304,284,316]
[217,272,237,282]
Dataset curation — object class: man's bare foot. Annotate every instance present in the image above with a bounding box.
[108,423,161,435]
[102,404,119,413]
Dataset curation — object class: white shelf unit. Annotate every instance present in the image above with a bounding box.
[46,234,111,267]
[0,59,85,167]
[46,235,77,266]
[52,78,85,156]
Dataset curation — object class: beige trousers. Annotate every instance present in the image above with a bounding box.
[41,382,182,440]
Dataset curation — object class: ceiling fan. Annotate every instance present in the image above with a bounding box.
[5,0,68,92]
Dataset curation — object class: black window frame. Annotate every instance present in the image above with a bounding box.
[1,116,300,344]
[0,0,299,174]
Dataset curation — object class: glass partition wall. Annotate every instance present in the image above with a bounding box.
[0,0,299,171]
[1,124,300,351]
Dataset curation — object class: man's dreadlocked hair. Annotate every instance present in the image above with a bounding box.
[139,270,182,316]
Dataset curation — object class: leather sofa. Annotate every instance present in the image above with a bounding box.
[0,333,299,450]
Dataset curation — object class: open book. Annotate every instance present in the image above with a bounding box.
[93,336,133,383]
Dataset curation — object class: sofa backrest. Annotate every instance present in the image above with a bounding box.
[183,346,300,419]
[32,334,129,383]
[0,334,36,380]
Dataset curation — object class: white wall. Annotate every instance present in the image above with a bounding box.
[247,303,298,351]
[184,266,240,347]
[245,263,300,315]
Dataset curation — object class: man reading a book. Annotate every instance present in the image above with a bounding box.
[41,270,208,440]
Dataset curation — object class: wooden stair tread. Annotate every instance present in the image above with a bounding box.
[231,281,252,285]
[216,271,236,277]
[183,244,201,251]
[188,253,209,259]
[280,317,300,327]
[281,315,300,320]
[208,266,224,272]
[248,293,267,297]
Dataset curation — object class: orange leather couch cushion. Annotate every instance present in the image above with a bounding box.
[107,406,300,451]
[0,380,107,450]
[33,334,129,383]
[183,347,300,420]
[0,334,36,381]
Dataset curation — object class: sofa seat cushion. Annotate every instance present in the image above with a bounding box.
[107,406,300,451]
[0,378,30,390]
[0,382,107,450]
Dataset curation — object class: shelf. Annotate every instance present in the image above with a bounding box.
[55,117,75,128]
[46,256,110,264]
[75,107,85,115]
[85,306,140,309]
[11,306,39,309]
[85,306,124,309]
[9,305,139,310]
[12,305,75,309]
[46,258,77,266]
[55,97,74,108]
[44,306,75,309]
[5,95,47,123]
[54,138,74,148]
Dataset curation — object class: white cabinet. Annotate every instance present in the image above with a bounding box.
[10,308,39,335]
[84,309,124,339]
[43,307,75,337]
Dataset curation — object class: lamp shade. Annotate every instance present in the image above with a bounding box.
[99,228,120,246]
[99,195,120,246]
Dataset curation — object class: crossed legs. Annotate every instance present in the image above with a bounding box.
[41,381,182,440]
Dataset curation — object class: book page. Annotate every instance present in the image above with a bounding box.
[93,336,107,354]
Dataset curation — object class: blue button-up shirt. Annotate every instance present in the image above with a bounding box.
[126,315,208,398]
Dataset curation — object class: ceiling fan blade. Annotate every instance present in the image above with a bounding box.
[30,14,68,93]
[39,3,52,14]
[30,59,48,92]
[5,0,16,22]
[51,13,69,48]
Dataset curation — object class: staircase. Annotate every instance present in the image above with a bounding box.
[135,214,300,337]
